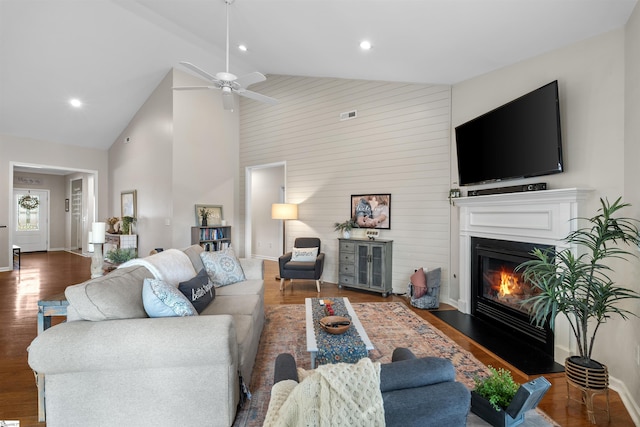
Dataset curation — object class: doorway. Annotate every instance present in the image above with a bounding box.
[245,162,285,260]
[13,189,49,252]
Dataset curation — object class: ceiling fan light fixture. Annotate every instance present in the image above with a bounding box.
[216,71,237,82]
[360,40,372,50]
[172,0,277,109]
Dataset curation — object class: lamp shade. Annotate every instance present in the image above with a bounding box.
[271,203,298,220]
[92,222,106,243]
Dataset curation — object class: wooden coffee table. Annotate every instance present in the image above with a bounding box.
[305,297,374,368]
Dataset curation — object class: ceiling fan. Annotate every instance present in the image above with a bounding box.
[173,0,277,111]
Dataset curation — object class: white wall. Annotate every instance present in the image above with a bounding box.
[108,69,239,256]
[240,76,452,294]
[0,135,108,270]
[451,23,640,419]
[109,70,174,256]
[172,69,239,251]
[623,2,640,419]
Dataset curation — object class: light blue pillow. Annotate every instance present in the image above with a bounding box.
[200,246,246,287]
[142,278,198,317]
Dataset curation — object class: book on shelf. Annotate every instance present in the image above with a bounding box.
[200,241,230,252]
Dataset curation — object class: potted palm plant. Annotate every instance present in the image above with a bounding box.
[517,197,640,390]
[334,219,357,239]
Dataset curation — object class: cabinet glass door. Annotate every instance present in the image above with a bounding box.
[370,245,384,288]
[357,244,369,286]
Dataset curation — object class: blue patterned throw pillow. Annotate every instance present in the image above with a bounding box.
[200,246,246,287]
[142,278,198,317]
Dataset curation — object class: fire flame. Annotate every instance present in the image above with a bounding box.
[499,270,519,297]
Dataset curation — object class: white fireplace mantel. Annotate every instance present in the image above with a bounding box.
[454,188,592,362]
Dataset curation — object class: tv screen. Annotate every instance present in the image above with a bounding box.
[455,81,563,186]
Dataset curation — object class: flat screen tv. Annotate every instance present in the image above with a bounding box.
[455,81,563,186]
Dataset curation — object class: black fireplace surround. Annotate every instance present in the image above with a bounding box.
[471,237,554,357]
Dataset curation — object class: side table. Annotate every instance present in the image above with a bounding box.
[36,292,69,421]
[37,292,69,334]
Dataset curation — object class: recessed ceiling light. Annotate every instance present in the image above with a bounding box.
[69,98,82,108]
[360,40,372,50]
[238,44,247,52]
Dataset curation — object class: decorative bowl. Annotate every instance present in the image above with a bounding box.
[319,316,351,334]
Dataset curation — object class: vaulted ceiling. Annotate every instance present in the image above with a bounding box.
[0,0,637,150]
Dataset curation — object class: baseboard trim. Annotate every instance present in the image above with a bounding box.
[609,375,640,426]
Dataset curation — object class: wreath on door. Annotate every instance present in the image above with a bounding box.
[18,194,39,210]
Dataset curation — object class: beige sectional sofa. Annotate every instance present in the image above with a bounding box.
[28,245,265,427]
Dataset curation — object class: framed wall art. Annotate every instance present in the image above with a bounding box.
[350,194,391,229]
[121,190,137,218]
[195,204,223,226]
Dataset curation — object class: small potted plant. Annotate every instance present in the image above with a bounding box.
[471,366,550,427]
[334,219,356,239]
[121,216,136,235]
[105,248,137,265]
[199,208,210,226]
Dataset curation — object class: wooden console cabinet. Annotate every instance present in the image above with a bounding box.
[338,238,393,297]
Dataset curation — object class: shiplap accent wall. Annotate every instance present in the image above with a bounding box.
[240,75,452,297]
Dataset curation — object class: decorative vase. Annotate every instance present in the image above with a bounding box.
[565,356,608,389]
[107,224,116,234]
[202,217,208,226]
[343,230,351,239]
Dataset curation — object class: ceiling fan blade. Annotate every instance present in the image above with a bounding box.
[179,61,220,83]
[172,86,219,91]
[237,89,278,105]
[222,90,234,111]
[235,72,266,89]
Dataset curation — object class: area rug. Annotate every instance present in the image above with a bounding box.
[233,302,557,427]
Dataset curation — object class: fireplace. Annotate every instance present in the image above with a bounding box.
[455,188,592,364]
[471,237,554,356]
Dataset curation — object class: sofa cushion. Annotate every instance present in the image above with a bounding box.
[215,279,264,298]
[291,247,318,262]
[239,258,264,281]
[200,247,246,287]
[178,269,215,314]
[410,268,428,298]
[65,265,154,321]
[183,244,206,273]
[142,278,198,317]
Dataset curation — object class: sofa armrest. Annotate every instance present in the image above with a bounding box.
[240,258,264,280]
[380,357,456,393]
[28,315,237,374]
[278,252,292,270]
[315,252,325,271]
[273,353,299,384]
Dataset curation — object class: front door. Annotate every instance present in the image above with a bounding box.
[13,189,49,252]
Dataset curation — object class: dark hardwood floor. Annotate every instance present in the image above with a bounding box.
[0,251,634,426]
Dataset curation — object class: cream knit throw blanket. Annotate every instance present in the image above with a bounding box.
[263,358,385,427]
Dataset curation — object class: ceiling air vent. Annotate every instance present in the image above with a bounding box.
[339,110,357,121]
